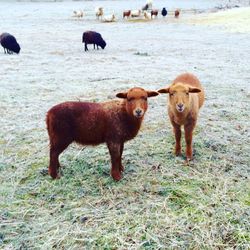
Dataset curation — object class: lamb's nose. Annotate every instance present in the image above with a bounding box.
[136,109,142,116]
[177,104,183,109]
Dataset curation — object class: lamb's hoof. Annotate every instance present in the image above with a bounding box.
[56,173,61,179]
[175,148,181,156]
[185,157,193,165]
[111,170,122,181]
[50,174,61,179]
[49,168,61,179]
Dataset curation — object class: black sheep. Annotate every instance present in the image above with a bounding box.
[142,4,149,11]
[161,7,167,17]
[0,33,21,54]
[82,31,106,52]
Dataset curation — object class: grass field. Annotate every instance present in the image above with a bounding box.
[1,3,250,249]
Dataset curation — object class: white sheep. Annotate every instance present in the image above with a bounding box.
[146,0,153,10]
[102,14,116,23]
[131,10,141,18]
[72,10,84,19]
[95,7,104,20]
[143,11,151,20]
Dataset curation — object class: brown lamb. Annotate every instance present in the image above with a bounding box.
[46,87,158,181]
[158,73,205,161]
[123,10,131,19]
[175,9,180,18]
[151,10,159,18]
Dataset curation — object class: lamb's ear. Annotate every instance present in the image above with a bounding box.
[189,87,201,93]
[158,87,170,94]
[116,92,127,99]
[147,91,159,97]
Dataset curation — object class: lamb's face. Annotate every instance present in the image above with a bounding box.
[12,43,21,54]
[126,88,148,118]
[116,87,158,119]
[169,84,190,113]
[100,40,106,49]
[158,83,201,113]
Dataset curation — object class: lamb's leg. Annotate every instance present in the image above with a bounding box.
[85,43,88,51]
[48,141,71,179]
[119,143,124,172]
[172,121,182,156]
[184,122,195,161]
[93,44,95,49]
[107,142,122,181]
[49,147,62,179]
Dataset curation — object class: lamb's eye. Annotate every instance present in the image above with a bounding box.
[142,97,147,101]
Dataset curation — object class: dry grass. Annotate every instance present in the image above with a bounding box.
[1,3,250,249]
[1,91,249,248]
[128,18,153,23]
[189,7,250,33]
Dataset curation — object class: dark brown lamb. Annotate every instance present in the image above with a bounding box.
[46,87,158,181]
[82,31,106,51]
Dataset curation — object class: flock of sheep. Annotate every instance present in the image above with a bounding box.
[1,3,204,182]
[73,4,180,22]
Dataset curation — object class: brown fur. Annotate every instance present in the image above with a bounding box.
[158,73,205,161]
[46,87,158,181]
[151,10,159,18]
[96,7,104,20]
[175,9,180,18]
[123,10,131,19]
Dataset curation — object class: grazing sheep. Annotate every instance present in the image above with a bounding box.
[102,14,116,22]
[0,33,20,54]
[82,31,106,51]
[142,4,149,11]
[123,10,131,19]
[73,10,84,19]
[151,9,158,18]
[46,87,159,181]
[131,10,141,18]
[175,9,180,18]
[143,11,151,20]
[95,7,104,20]
[158,73,205,161]
[161,7,167,17]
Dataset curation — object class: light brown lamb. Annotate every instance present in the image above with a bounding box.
[158,73,205,161]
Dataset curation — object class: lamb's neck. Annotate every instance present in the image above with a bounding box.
[173,108,190,125]
[122,113,143,140]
